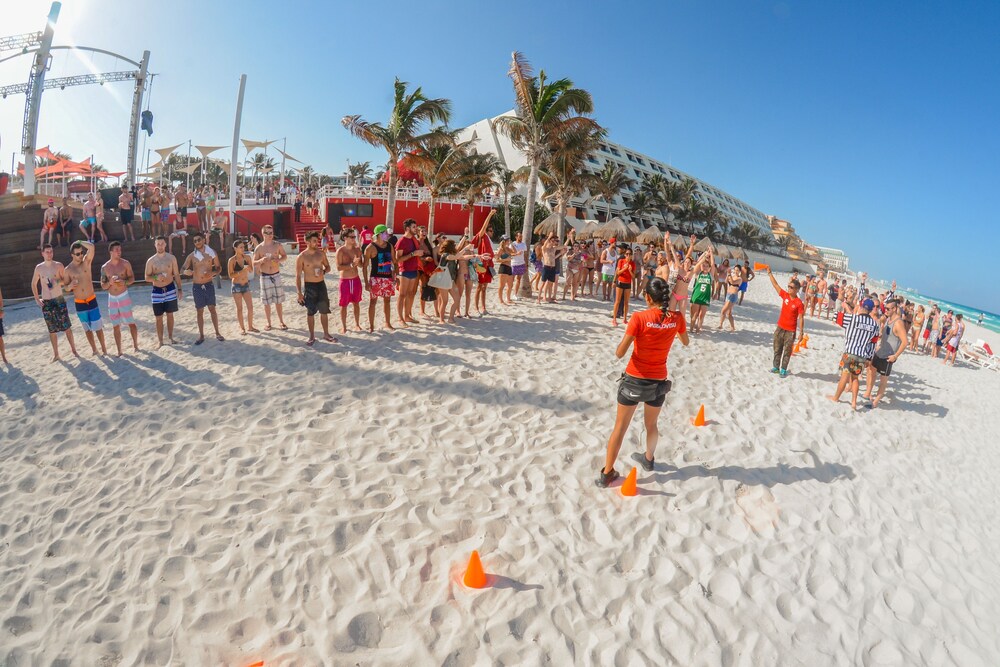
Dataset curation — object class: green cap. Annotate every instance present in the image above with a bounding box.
[373,224,388,235]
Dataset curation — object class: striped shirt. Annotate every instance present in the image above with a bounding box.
[839,312,879,359]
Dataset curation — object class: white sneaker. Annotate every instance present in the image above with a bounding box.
[512,295,520,301]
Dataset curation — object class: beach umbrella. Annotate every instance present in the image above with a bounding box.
[594,217,635,242]
[577,219,601,239]
[637,227,665,244]
[534,212,567,237]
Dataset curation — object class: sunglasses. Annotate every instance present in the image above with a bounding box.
[73,252,85,257]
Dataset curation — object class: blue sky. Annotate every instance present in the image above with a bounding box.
[3,0,998,312]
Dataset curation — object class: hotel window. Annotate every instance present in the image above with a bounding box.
[636,157,645,165]
[599,145,609,153]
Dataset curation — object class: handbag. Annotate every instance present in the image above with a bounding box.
[428,267,453,290]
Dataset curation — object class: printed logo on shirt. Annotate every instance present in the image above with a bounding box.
[646,322,677,330]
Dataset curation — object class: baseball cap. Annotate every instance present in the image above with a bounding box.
[47,198,54,204]
[609,237,617,243]
[861,299,875,311]
[373,224,387,235]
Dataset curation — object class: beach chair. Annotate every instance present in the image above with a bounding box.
[958,343,989,368]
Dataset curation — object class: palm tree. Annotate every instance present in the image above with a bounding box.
[625,191,659,223]
[492,166,518,239]
[342,78,451,231]
[774,235,793,256]
[347,161,373,185]
[456,152,501,232]
[494,52,598,296]
[402,129,470,236]
[538,122,605,239]
[589,162,635,224]
[731,221,764,251]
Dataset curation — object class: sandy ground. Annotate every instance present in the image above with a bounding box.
[1,267,999,666]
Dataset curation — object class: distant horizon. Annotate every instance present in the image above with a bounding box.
[2,0,998,314]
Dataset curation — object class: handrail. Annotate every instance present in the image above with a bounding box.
[314,184,501,208]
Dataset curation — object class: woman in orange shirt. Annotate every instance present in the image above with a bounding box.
[598,277,690,488]
[611,247,636,327]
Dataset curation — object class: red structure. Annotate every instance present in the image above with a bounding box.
[320,197,492,236]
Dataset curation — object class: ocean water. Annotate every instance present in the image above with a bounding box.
[897,290,1000,335]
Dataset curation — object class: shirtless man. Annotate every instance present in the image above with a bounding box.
[31,244,78,361]
[335,228,364,333]
[182,232,225,344]
[599,239,619,301]
[812,270,828,318]
[139,184,153,239]
[362,224,397,332]
[295,230,336,345]
[118,188,136,242]
[58,197,74,246]
[41,199,59,249]
[144,236,183,347]
[63,240,108,356]
[252,224,289,330]
[81,193,97,243]
[100,241,139,355]
[537,235,568,304]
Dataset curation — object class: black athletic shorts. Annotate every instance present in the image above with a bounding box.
[871,355,893,377]
[303,281,331,316]
[617,373,672,407]
[120,209,133,224]
[542,266,557,283]
[498,264,512,275]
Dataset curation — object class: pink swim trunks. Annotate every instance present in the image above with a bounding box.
[339,276,362,306]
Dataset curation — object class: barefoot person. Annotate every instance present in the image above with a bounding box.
[394,219,424,326]
[100,241,139,355]
[862,297,908,408]
[335,228,364,333]
[118,188,136,242]
[471,212,497,316]
[510,232,528,297]
[942,313,966,366]
[295,230,336,345]
[362,224,397,332]
[63,240,108,356]
[599,239,619,301]
[597,277,689,488]
[611,246,636,326]
[252,224,288,330]
[686,249,715,333]
[716,265,744,332]
[827,297,879,410]
[144,236,182,347]
[41,199,59,249]
[228,238,258,335]
[31,244,78,361]
[181,233,225,345]
[58,197,74,247]
[537,235,568,304]
[766,267,804,378]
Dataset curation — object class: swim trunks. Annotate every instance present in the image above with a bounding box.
[512,264,527,276]
[542,266,557,283]
[82,217,96,228]
[338,276,362,307]
[839,353,867,377]
[871,355,893,377]
[74,296,103,331]
[739,281,749,293]
[602,273,614,283]
[303,281,331,316]
[151,284,179,317]
[260,272,284,305]
[42,297,71,333]
[192,282,217,309]
[0,318,4,337]
[142,208,151,222]
[401,270,419,280]
[369,276,396,298]
[120,209,134,225]
[107,290,135,326]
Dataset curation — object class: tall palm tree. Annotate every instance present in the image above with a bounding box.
[342,78,451,231]
[492,166,518,239]
[538,122,605,239]
[625,191,659,224]
[732,221,764,251]
[402,129,470,236]
[456,152,501,232]
[494,52,598,296]
[590,162,635,224]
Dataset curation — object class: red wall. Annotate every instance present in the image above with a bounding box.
[164,207,291,237]
[324,197,493,235]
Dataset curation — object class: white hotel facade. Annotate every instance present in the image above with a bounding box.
[458,113,774,235]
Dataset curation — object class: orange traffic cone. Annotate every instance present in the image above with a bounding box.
[246,662,264,667]
[801,337,808,349]
[691,404,706,426]
[463,550,487,589]
[621,467,638,496]
[792,343,800,354]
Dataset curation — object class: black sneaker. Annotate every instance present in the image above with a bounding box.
[596,468,620,488]
[631,452,654,472]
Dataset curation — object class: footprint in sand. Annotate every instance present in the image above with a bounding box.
[735,483,781,534]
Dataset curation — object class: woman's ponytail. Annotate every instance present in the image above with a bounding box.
[645,277,671,323]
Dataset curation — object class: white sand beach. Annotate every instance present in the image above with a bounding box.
[2,270,999,666]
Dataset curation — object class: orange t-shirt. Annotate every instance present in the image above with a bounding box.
[776,289,804,332]
[624,307,686,380]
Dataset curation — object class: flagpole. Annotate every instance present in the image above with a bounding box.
[186,140,192,189]
[279,137,287,192]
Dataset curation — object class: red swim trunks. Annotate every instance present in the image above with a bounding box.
[339,276,362,306]
[368,276,395,299]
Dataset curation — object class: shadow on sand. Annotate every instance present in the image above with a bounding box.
[654,449,855,487]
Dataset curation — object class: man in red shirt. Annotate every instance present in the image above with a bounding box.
[598,277,690,488]
[767,267,805,377]
[394,219,424,326]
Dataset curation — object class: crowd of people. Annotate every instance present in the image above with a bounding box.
[6,205,982,486]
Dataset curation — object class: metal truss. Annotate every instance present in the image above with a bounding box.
[1,70,137,98]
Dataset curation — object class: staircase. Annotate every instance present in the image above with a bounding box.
[289,209,327,251]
